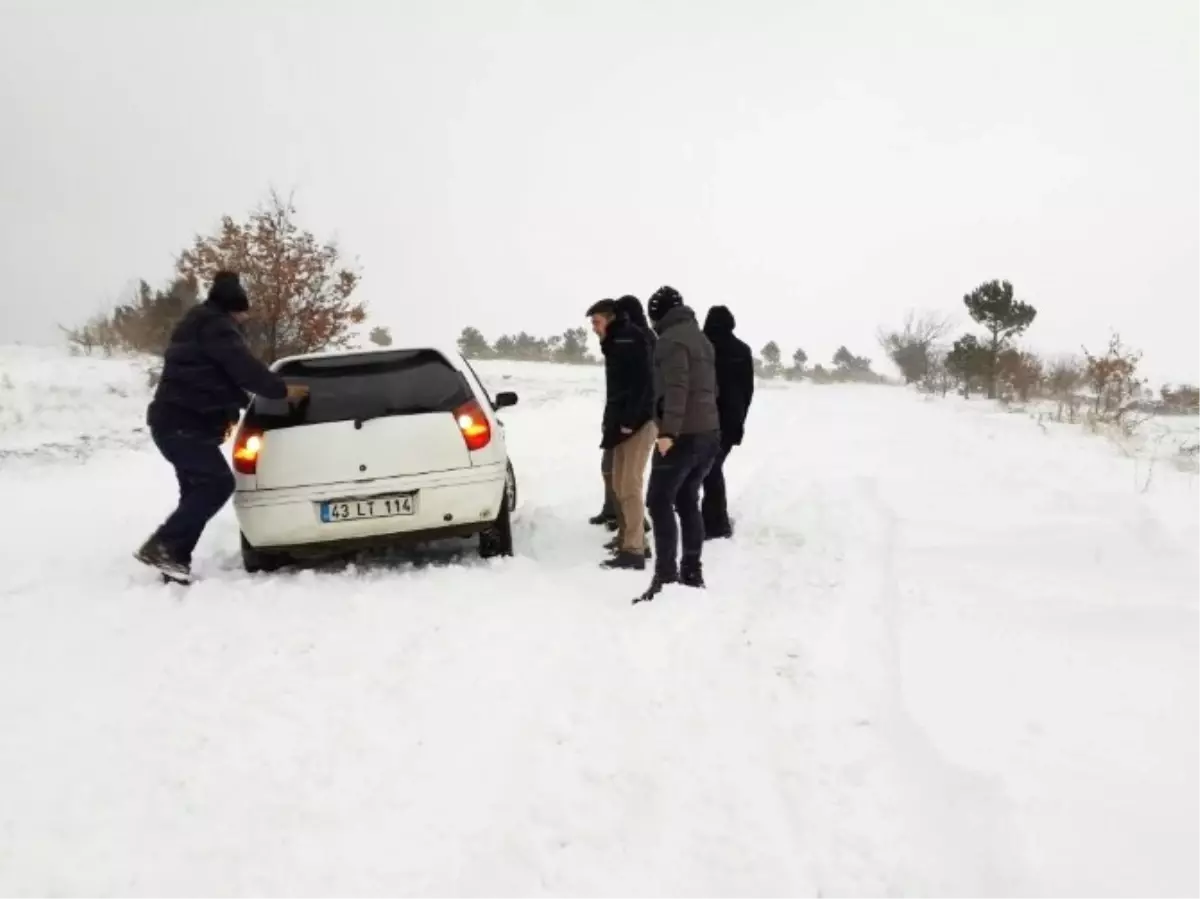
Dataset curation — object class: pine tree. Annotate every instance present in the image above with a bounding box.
[963,280,1037,398]
[457,327,492,359]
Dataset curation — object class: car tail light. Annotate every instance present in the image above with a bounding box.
[455,400,491,451]
[232,427,264,475]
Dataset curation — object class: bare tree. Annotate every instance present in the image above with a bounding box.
[1083,332,1143,420]
[997,349,1044,402]
[878,310,953,384]
[1045,356,1084,422]
[177,190,364,362]
[921,350,955,397]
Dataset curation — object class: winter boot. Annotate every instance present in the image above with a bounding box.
[632,569,679,604]
[606,536,652,559]
[602,551,646,572]
[680,556,705,589]
[589,510,617,527]
[134,537,192,584]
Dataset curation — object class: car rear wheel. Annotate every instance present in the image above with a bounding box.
[505,460,517,511]
[479,468,515,559]
[241,533,289,574]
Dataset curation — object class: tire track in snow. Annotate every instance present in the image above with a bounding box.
[0,360,1039,893]
[810,475,1027,895]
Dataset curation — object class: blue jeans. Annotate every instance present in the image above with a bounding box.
[646,432,721,578]
[150,427,235,565]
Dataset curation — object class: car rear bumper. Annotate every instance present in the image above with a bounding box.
[234,465,506,550]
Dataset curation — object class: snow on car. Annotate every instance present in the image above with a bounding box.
[231,346,519,571]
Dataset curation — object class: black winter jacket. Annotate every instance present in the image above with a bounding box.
[148,302,287,438]
[702,305,754,446]
[599,315,655,449]
[653,304,720,439]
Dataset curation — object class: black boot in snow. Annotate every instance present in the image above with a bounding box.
[633,570,678,604]
[134,538,192,584]
[703,524,733,541]
[602,551,646,571]
[607,535,652,559]
[680,556,705,589]
[589,510,616,527]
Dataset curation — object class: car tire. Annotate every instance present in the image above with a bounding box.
[241,533,288,574]
[479,485,514,560]
[505,459,517,512]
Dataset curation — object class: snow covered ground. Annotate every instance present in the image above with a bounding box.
[0,345,1196,897]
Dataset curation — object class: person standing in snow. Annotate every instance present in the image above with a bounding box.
[587,297,656,570]
[615,294,655,349]
[700,305,755,539]
[589,452,620,530]
[637,286,721,603]
[588,295,656,533]
[613,295,655,546]
[134,271,307,582]
[589,293,620,532]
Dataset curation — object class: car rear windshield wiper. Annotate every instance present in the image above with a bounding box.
[353,405,441,426]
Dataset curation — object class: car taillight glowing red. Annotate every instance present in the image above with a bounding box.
[454,400,491,451]
[232,428,263,474]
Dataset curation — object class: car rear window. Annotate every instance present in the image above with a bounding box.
[247,349,473,431]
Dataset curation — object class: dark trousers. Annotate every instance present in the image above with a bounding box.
[647,432,721,578]
[701,443,734,536]
[599,447,617,517]
[150,426,235,565]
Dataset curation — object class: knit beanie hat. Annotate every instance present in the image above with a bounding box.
[207,271,250,313]
[647,285,683,322]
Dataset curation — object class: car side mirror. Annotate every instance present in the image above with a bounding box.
[494,391,519,410]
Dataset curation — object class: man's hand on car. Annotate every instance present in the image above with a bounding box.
[286,383,310,403]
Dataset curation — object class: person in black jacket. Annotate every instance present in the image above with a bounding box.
[588,295,655,531]
[616,294,654,343]
[134,271,307,582]
[701,305,754,539]
[587,298,656,570]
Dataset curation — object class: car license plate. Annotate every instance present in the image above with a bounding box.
[320,494,415,523]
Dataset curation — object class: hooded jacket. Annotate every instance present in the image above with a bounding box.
[599,307,654,449]
[615,295,653,344]
[149,302,287,438]
[703,305,755,446]
[652,304,720,439]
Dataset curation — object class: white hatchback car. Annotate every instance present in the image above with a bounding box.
[231,346,518,572]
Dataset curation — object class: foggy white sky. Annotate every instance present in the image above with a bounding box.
[1,0,1196,382]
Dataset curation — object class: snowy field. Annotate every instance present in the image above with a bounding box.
[0,344,1196,897]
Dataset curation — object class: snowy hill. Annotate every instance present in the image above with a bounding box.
[0,345,1196,896]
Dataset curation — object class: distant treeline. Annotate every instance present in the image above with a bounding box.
[456,327,596,364]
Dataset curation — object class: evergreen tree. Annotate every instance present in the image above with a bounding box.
[962,280,1037,398]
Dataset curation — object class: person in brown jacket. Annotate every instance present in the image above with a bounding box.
[635,286,722,603]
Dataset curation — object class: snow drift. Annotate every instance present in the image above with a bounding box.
[0,345,1195,896]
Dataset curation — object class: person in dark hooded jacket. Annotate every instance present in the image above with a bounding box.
[636,286,721,603]
[134,271,307,582]
[589,295,655,531]
[587,297,655,568]
[701,305,754,539]
[615,294,653,344]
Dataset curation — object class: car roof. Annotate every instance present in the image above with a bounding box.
[270,345,466,371]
